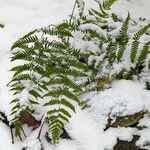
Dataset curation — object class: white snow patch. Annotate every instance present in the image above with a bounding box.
[0,123,22,150]
[84,80,150,118]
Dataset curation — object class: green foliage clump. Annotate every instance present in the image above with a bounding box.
[9,0,150,144]
[10,24,90,143]
[71,0,150,86]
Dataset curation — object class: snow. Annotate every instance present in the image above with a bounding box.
[0,0,150,150]
[67,107,136,150]
[71,31,100,54]
[23,139,42,150]
[55,140,80,150]
[0,123,22,150]
[138,114,150,127]
[111,0,150,20]
[83,80,150,118]
[70,80,150,149]
[136,128,150,150]
[79,23,107,38]
[136,114,150,149]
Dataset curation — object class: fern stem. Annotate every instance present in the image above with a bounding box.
[70,0,77,24]
[37,117,45,139]
[10,127,14,144]
[21,127,26,138]
[67,0,77,43]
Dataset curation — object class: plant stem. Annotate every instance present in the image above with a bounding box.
[67,0,77,43]
[37,119,46,140]
[10,128,14,144]
[0,111,15,143]
[70,0,77,24]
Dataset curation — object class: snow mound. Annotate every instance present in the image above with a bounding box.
[84,80,150,118]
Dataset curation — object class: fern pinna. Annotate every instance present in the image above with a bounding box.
[9,24,90,143]
[88,0,117,23]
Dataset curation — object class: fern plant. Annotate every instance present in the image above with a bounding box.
[130,24,150,63]
[9,31,44,138]
[9,22,90,143]
[88,0,117,23]
[48,0,150,89]
[9,0,150,145]
[69,0,150,89]
[114,21,150,81]
[116,13,130,63]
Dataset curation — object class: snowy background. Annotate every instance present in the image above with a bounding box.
[0,0,150,149]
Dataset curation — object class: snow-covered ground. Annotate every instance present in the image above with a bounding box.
[0,0,150,149]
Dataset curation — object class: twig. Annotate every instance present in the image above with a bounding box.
[67,0,77,43]
[10,128,14,144]
[0,111,15,143]
[37,118,46,140]
[21,127,26,138]
[70,0,77,24]
[18,134,23,141]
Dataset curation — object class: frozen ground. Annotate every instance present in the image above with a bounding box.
[0,0,150,150]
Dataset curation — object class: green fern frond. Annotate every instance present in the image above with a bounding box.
[11,45,36,62]
[63,57,90,71]
[116,40,127,63]
[138,43,150,64]
[45,76,82,92]
[44,66,87,78]
[82,28,107,43]
[48,117,63,144]
[44,98,75,112]
[117,13,130,62]
[46,97,75,144]
[10,74,31,83]
[10,63,32,76]
[133,23,150,40]
[88,0,117,23]
[99,2,109,17]
[11,35,38,50]
[130,40,139,63]
[44,89,80,103]
[41,38,67,50]
[29,89,42,99]
[11,51,32,62]
[41,27,72,37]
[107,41,117,62]
[130,24,150,63]
[111,13,120,22]
[76,0,85,17]
[10,85,25,92]
[103,0,117,10]
[14,119,23,136]
[118,13,130,38]
[89,8,108,19]
[57,20,79,32]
